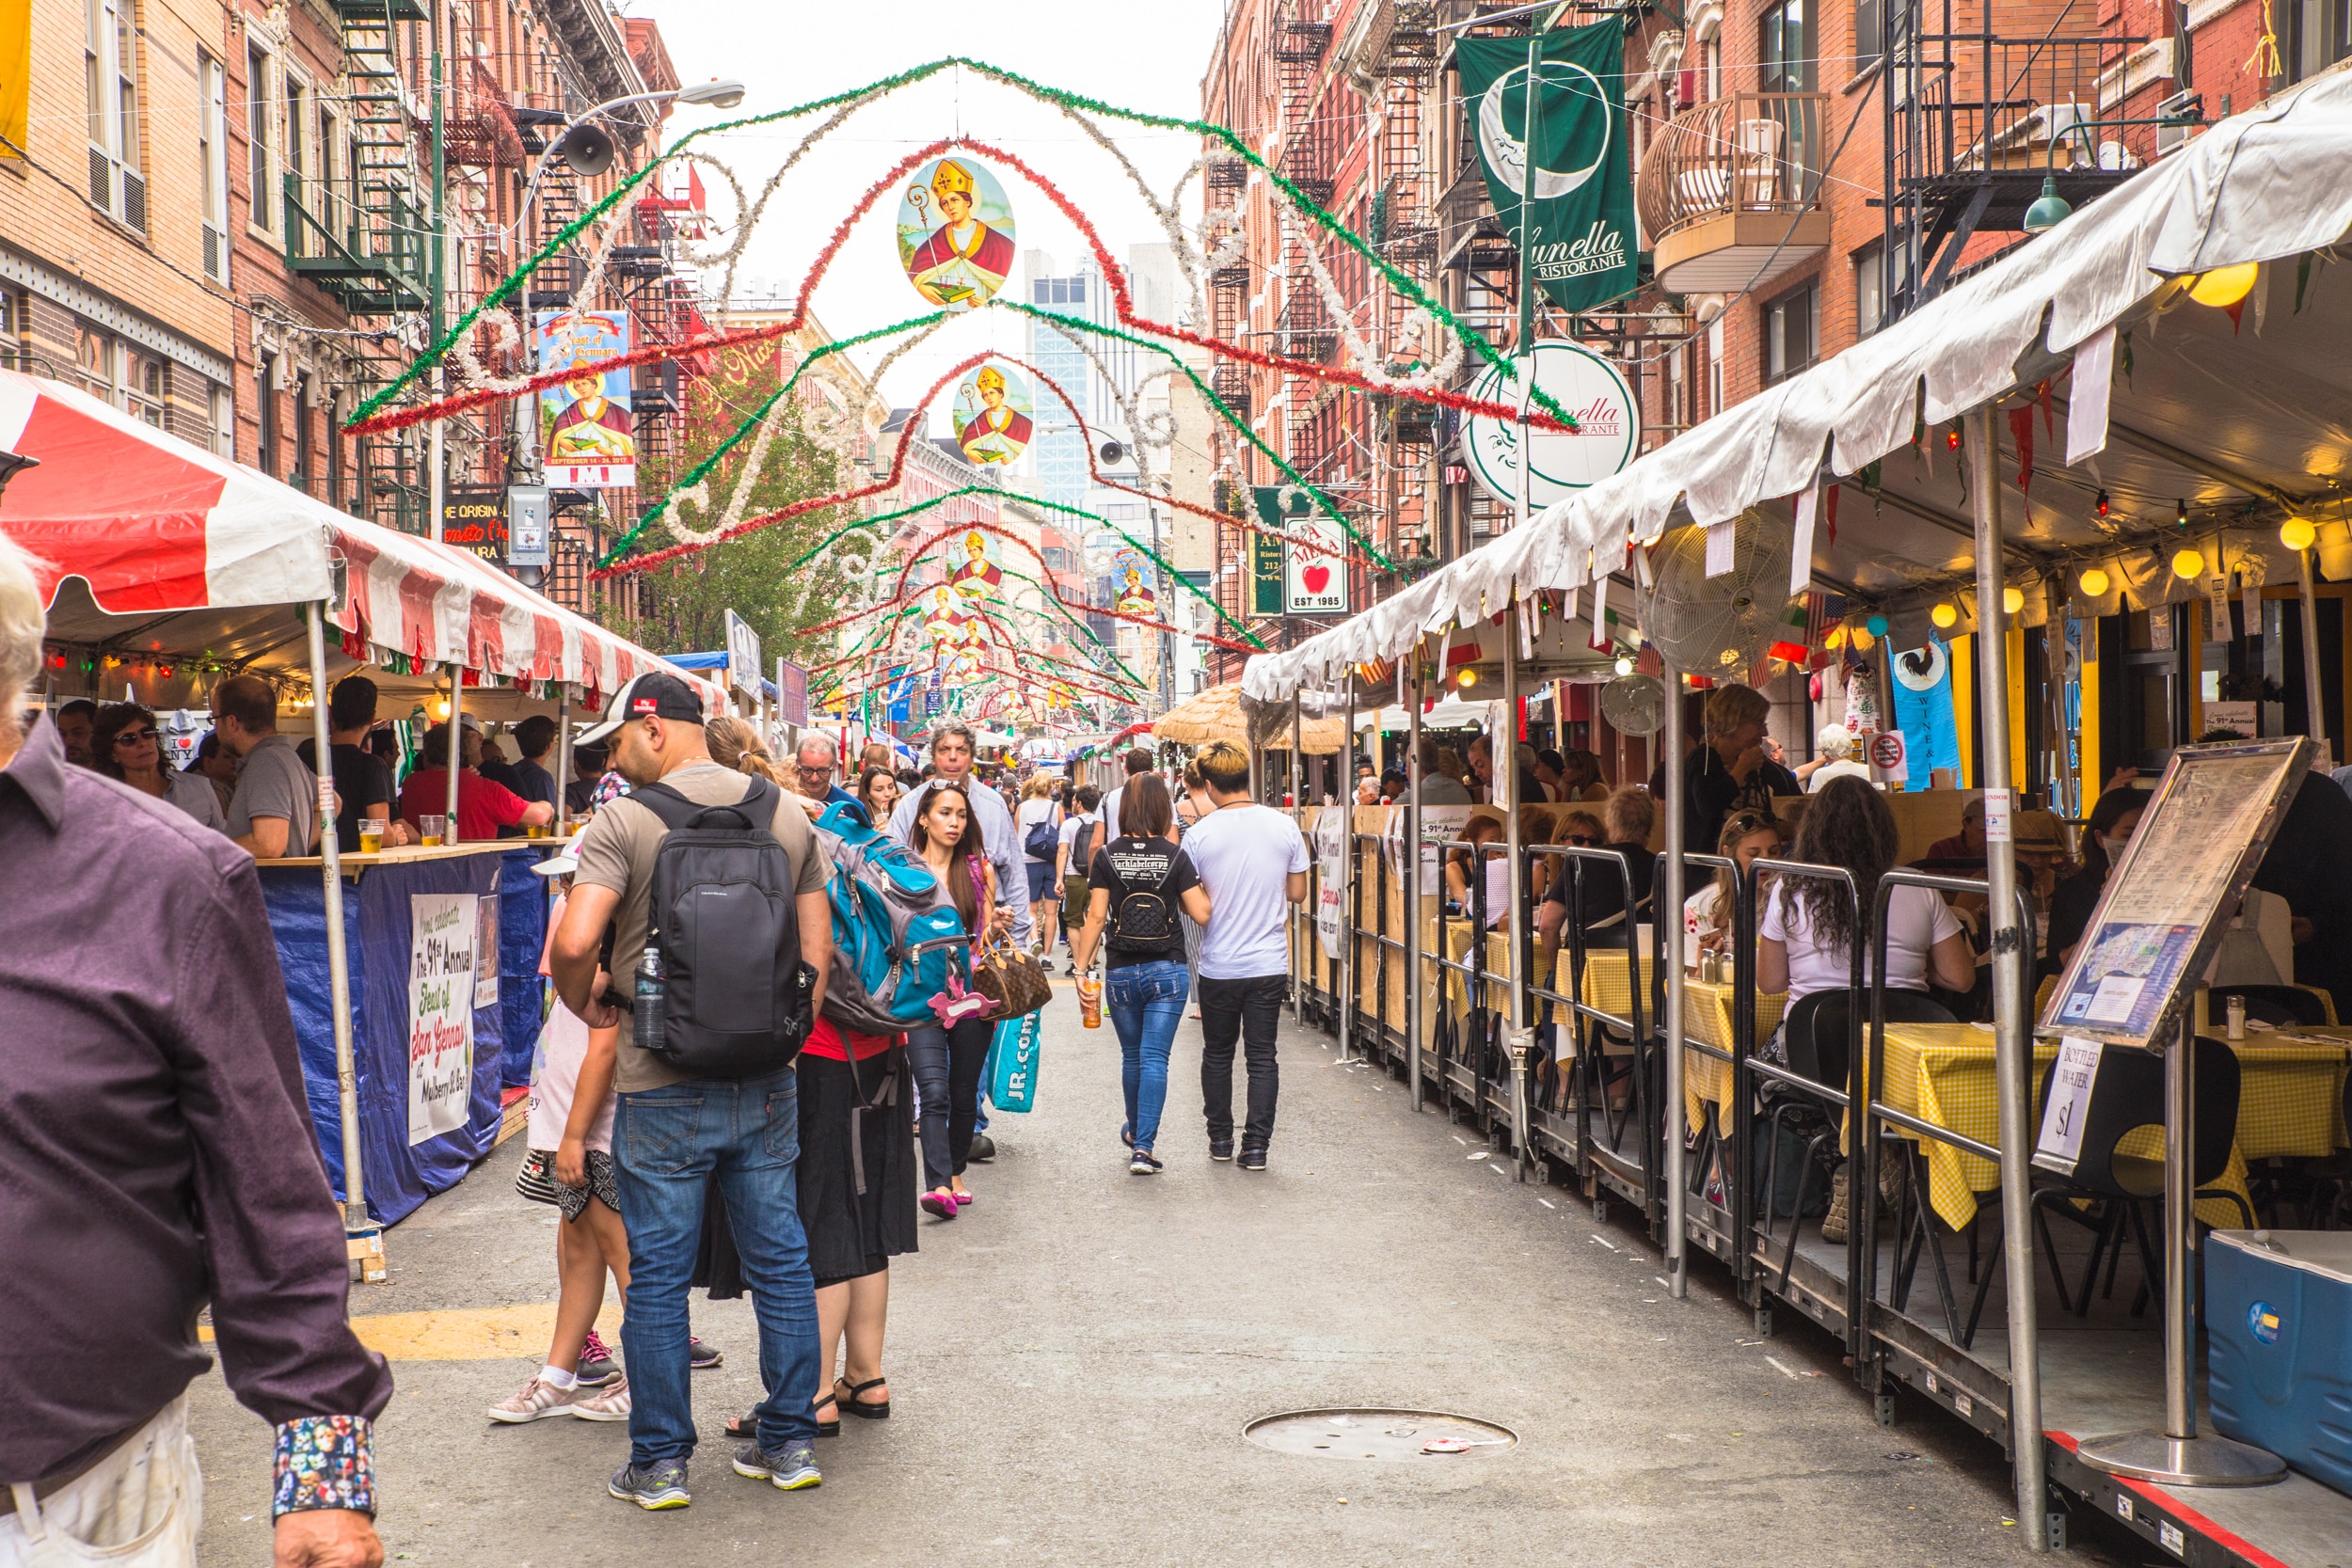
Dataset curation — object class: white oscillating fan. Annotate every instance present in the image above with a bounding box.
[1598,673,1665,736]
[1639,515,1798,677]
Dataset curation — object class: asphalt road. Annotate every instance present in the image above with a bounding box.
[189,996,2073,1566]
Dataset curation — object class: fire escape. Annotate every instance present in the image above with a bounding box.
[1369,0,1441,568]
[1882,0,2158,318]
[1276,0,1339,513]
[1205,151,1250,422]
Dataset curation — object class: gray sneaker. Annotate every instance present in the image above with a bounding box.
[732,1440,822,1491]
[608,1458,691,1511]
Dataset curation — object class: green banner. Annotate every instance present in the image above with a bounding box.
[1248,487,1295,616]
[1455,24,1637,314]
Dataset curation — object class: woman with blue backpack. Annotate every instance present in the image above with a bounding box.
[1069,775,1214,1175]
[903,781,1004,1218]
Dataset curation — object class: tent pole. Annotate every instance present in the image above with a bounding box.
[1341,681,1357,1066]
[2298,546,2331,767]
[1965,405,2047,1548]
[444,666,463,839]
[1293,689,1305,1026]
[1406,646,1425,1113]
[307,604,369,1246]
[1502,600,1534,1182]
[554,686,571,836]
[1661,658,1687,1295]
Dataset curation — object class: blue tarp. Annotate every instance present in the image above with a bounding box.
[260,848,547,1226]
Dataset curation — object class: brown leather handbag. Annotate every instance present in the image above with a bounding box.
[970,931,1053,1019]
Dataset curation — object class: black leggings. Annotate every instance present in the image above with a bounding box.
[908,1016,991,1189]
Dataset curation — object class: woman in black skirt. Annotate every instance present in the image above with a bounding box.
[707,1015,917,1435]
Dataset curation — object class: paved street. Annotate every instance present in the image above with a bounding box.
[191,1000,2055,1566]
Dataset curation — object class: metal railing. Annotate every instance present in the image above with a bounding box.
[1635,91,1826,244]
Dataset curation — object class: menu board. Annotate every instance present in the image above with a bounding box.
[2041,738,2308,1046]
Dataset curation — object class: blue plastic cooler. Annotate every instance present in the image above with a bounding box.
[2205,1229,2352,1494]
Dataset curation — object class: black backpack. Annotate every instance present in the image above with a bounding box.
[1107,845,1179,945]
[1068,816,1099,877]
[630,776,817,1078]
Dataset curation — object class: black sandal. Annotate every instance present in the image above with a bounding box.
[836,1375,890,1419]
[728,1394,840,1440]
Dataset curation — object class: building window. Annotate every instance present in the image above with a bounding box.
[1765,279,1818,383]
[326,395,344,507]
[0,292,26,372]
[123,345,165,426]
[2289,0,2352,81]
[293,372,313,487]
[85,0,145,229]
[1760,0,1814,92]
[199,53,229,281]
[256,355,278,476]
[1853,242,1885,336]
[246,44,273,231]
[74,324,113,402]
[210,383,234,459]
[1855,0,1884,74]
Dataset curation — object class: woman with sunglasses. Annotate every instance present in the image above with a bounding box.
[1532,810,1605,902]
[90,703,226,832]
[1685,811,1783,961]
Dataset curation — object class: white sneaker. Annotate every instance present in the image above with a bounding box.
[487,1376,579,1423]
[574,1376,632,1422]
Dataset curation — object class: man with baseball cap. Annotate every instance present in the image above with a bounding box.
[549,672,836,1510]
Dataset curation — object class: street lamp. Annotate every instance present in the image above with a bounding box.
[515,80,747,230]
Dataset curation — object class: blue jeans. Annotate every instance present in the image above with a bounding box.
[1105,959,1189,1152]
[613,1066,819,1463]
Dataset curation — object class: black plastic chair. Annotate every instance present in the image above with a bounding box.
[2009,1035,2252,1323]
[1760,989,1957,1293]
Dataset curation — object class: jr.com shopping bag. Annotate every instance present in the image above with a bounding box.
[986,1010,1043,1112]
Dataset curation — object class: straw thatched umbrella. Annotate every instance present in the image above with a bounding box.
[1152,682,1344,752]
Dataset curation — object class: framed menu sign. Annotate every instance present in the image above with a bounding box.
[2041,737,2309,1047]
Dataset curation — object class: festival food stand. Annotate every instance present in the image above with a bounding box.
[0,369,725,1240]
[1247,77,2352,1565]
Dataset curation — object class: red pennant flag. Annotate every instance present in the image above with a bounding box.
[1824,483,1841,544]
[2008,404,2036,496]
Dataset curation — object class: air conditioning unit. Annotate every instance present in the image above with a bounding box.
[2155,89,2202,157]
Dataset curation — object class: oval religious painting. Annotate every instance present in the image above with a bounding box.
[899,156,1017,312]
[952,362,1033,467]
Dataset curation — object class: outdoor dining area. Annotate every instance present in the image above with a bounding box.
[1253,79,2352,1568]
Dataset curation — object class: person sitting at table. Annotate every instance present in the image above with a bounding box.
[400,721,554,843]
[1922,796,1987,863]
[1530,809,1604,903]
[1803,724,1873,793]
[1558,748,1612,803]
[1442,815,1511,927]
[2048,786,2145,966]
[1534,785,1656,971]
[90,702,226,832]
[1686,810,1783,959]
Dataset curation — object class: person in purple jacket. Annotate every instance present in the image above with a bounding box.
[0,534,393,1568]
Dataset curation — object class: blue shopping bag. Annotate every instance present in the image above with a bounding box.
[986,1009,1043,1112]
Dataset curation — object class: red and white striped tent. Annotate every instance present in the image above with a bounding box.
[0,368,723,716]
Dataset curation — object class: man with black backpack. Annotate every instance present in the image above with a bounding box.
[551,673,835,1512]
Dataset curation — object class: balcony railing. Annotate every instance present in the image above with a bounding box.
[282,173,429,315]
[1636,90,1825,244]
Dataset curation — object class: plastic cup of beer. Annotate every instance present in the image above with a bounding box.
[420,815,446,847]
[357,819,385,854]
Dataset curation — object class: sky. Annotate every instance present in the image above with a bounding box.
[619,2,1234,412]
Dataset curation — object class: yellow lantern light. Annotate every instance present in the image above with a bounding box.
[1456,667,1477,689]
[2187,262,2260,309]
[2002,586,2026,614]
[432,697,452,720]
[2078,565,2111,597]
[1931,602,1959,629]
[1851,624,1876,652]
[2171,546,2206,579]
[2280,515,2318,551]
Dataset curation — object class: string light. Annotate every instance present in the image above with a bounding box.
[2094,489,2109,518]
[1613,655,1634,676]
[2175,498,2189,528]
[2280,515,2317,550]
[1931,602,1958,628]
[2002,586,2025,614]
[2172,546,2205,578]
[2079,565,2110,596]
[1456,668,1478,689]
[2187,262,2260,309]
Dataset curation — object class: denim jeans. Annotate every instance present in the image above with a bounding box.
[612,1066,819,1463]
[907,1015,991,1189]
[1197,973,1289,1148]
[1105,958,1189,1151]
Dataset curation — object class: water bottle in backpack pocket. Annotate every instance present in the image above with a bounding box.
[810,801,971,1034]
[628,776,818,1078]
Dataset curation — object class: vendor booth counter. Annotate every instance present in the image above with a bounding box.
[259,842,549,1226]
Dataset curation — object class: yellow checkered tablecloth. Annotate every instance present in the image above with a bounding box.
[1876,1024,2352,1231]
[1576,951,1787,1128]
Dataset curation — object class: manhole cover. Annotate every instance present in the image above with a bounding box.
[1244,1408,1518,1462]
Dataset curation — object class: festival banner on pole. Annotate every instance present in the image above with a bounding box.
[535,310,636,488]
[1454,24,1638,314]
[408,892,477,1147]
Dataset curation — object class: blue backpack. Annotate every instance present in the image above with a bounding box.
[810,801,969,1034]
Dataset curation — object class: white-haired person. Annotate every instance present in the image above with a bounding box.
[1804,723,1875,793]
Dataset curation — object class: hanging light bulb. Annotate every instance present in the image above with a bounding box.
[2094,489,2109,518]
[2003,586,2026,615]
[2188,262,2260,309]
[1851,624,1876,652]
[1866,613,1890,638]
[2280,515,2318,551]
[2079,564,2111,597]
[1456,667,1477,689]
[1931,602,1959,629]
[2171,546,2205,579]
[433,697,453,720]
[1613,654,1634,676]
[2175,498,2189,528]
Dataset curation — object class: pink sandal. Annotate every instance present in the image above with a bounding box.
[920,1191,959,1220]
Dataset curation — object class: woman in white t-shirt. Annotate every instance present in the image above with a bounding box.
[1685,810,1784,960]
[1757,777,1975,1003]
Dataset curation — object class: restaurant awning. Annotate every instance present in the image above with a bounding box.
[0,369,723,712]
[1245,70,2352,701]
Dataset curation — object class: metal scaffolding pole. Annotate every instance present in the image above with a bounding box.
[1406,652,1425,1111]
[1661,663,1688,1297]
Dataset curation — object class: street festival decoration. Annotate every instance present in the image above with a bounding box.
[1454,24,1639,314]
[953,363,1034,467]
[407,892,477,1147]
[342,60,1596,726]
[535,309,636,488]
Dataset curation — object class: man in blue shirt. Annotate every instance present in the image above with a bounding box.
[791,734,864,822]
